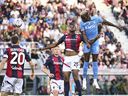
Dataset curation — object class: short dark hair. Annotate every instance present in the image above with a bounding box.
[81,11,90,22]
[69,22,75,26]
[11,35,19,44]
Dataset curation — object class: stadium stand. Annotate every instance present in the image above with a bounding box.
[0,0,128,95]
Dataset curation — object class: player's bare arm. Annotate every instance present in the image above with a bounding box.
[42,65,54,78]
[0,58,7,72]
[102,19,122,31]
[38,35,65,51]
[39,42,59,51]
[89,34,100,45]
[47,77,50,94]
[31,41,60,52]
[81,31,91,48]
[29,61,35,80]
[31,43,57,51]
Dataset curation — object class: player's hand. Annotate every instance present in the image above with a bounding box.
[30,72,35,80]
[88,40,94,45]
[117,26,123,32]
[97,34,101,39]
[48,73,54,78]
[89,34,100,45]
[86,42,91,48]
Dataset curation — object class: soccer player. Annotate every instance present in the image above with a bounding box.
[39,21,99,96]
[80,11,121,90]
[40,22,82,96]
[42,47,64,96]
[0,35,35,96]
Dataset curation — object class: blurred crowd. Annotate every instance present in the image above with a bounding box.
[104,0,128,37]
[0,0,128,95]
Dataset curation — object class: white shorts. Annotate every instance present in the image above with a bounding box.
[1,75,23,94]
[50,79,64,94]
[63,55,81,72]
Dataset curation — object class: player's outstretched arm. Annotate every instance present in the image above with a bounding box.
[39,35,65,51]
[0,58,7,72]
[102,19,122,31]
[31,42,59,52]
[39,42,59,51]
[42,65,54,78]
[29,61,35,80]
[32,35,65,52]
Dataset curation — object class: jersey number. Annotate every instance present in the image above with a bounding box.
[10,52,25,65]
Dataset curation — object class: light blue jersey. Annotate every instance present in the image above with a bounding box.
[80,16,103,40]
[80,16,103,54]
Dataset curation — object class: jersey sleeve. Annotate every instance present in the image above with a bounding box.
[92,16,103,24]
[60,56,64,63]
[44,56,52,68]
[24,50,31,62]
[80,21,84,31]
[3,49,8,59]
[57,35,66,45]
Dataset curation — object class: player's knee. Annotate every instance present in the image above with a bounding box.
[93,58,97,62]
[84,53,90,62]
[73,75,79,81]
[84,58,89,62]
[92,57,98,61]
[84,56,90,62]
[52,90,59,96]
[64,76,69,82]
[93,58,98,62]
[92,54,98,62]
[63,74,70,81]
[1,92,8,96]
[72,71,79,80]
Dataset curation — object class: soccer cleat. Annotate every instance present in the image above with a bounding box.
[93,80,100,89]
[82,78,87,90]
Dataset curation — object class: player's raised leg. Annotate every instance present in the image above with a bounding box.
[92,54,100,89]
[83,52,90,90]
[72,70,82,96]
[63,72,70,96]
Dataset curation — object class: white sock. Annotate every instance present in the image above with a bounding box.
[83,78,86,82]
[94,79,97,83]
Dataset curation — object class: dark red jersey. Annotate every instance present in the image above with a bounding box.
[58,34,84,52]
[44,55,64,80]
[3,45,31,78]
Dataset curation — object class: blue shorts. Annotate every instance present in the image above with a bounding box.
[83,40,99,54]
